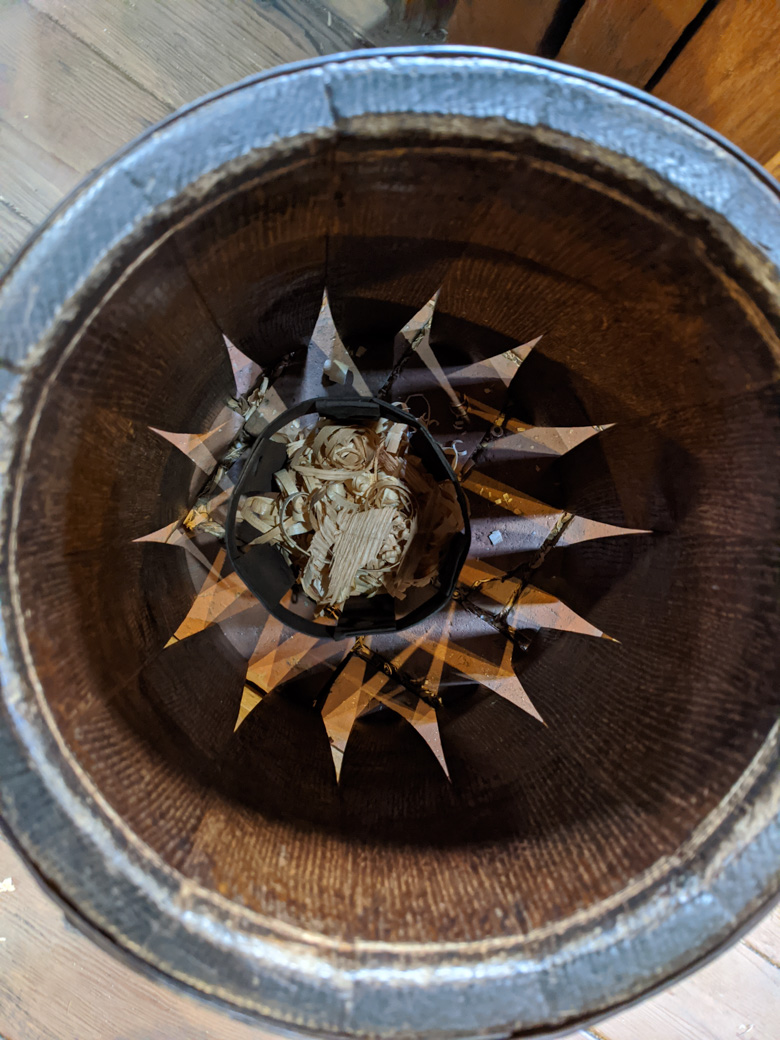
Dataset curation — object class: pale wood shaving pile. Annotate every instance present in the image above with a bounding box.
[239,416,463,614]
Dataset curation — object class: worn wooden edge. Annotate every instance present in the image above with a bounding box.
[1,47,780,1038]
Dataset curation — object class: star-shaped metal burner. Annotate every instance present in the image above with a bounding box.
[134,291,649,781]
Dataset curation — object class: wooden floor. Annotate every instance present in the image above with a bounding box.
[1,824,778,1040]
[1,1,779,1038]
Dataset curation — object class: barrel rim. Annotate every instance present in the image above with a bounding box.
[1,46,779,1038]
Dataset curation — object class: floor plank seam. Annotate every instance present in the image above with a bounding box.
[0,116,83,180]
[0,196,35,227]
[743,937,780,971]
[25,0,176,114]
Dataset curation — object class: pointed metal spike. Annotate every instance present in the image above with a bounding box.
[508,585,605,640]
[310,289,372,394]
[371,686,451,779]
[321,656,375,780]
[558,514,652,547]
[480,656,545,724]
[464,470,651,555]
[322,658,367,734]
[485,423,609,461]
[410,702,451,779]
[450,342,530,391]
[149,426,220,475]
[224,334,263,398]
[133,519,214,572]
[309,288,336,345]
[170,570,255,643]
[414,338,465,414]
[399,292,439,340]
[234,685,264,731]
[396,625,545,725]
[329,335,371,395]
[133,518,179,544]
[330,744,345,781]
[514,334,543,361]
[459,558,613,643]
[246,630,352,695]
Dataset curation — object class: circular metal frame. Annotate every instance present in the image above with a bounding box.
[1,47,779,1040]
[225,393,471,638]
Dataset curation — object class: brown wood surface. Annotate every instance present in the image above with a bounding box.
[1,827,778,1040]
[2,0,780,1037]
[447,0,559,54]
[652,0,780,164]
[766,149,780,182]
[29,0,368,111]
[557,0,706,87]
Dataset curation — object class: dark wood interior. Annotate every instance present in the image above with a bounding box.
[10,125,780,948]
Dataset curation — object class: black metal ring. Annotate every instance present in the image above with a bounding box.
[225,393,471,638]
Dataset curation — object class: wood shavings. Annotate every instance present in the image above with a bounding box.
[183,502,225,539]
[239,415,463,614]
[327,507,395,606]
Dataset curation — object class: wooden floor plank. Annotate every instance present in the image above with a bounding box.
[556,0,706,88]
[0,830,277,1040]
[582,940,780,1040]
[2,4,780,1038]
[652,0,780,163]
[0,1,171,182]
[30,0,368,111]
[764,150,780,182]
[743,904,780,968]
[3,817,778,1040]
[0,118,79,225]
[447,0,558,53]
[0,200,35,270]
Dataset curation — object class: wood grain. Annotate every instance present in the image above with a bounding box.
[447,0,559,54]
[744,901,780,968]
[0,829,275,1040]
[0,200,34,269]
[587,939,780,1040]
[2,825,778,1040]
[0,1,171,178]
[2,5,780,1037]
[557,0,706,87]
[0,117,79,225]
[30,0,367,110]
[765,149,780,181]
[652,0,780,163]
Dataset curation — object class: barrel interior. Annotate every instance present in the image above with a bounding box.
[12,127,780,945]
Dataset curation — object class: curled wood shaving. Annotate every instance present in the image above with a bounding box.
[184,502,226,539]
[239,415,462,613]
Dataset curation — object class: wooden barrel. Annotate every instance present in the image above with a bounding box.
[1,48,779,1039]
